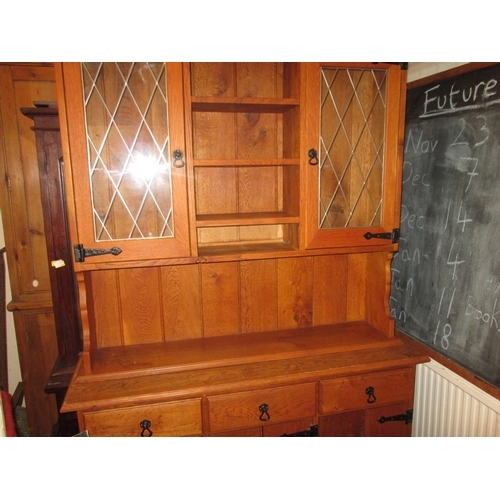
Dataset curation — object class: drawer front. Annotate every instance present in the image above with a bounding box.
[83,399,202,437]
[319,368,415,415]
[208,383,316,433]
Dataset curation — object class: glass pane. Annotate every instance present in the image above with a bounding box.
[81,62,173,241]
[318,67,387,229]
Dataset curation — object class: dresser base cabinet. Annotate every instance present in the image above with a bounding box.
[63,331,428,437]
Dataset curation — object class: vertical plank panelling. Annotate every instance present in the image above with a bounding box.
[365,252,394,337]
[277,257,313,329]
[313,255,348,325]
[236,63,279,98]
[240,259,278,333]
[161,264,203,340]
[90,270,123,348]
[201,262,240,337]
[346,254,367,322]
[190,63,236,97]
[118,267,163,345]
[0,66,57,297]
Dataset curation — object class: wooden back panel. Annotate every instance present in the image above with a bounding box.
[85,253,393,349]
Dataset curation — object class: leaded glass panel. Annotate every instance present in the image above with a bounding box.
[81,62,174,241]
[319,67,387,229]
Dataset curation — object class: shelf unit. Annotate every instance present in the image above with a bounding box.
[184,62,302,257]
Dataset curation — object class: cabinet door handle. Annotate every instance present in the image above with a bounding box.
[259,403,270,421]
[308,148,319,166]
[172,149,185,168]
[365,386,377,404]
[140,419,153,437]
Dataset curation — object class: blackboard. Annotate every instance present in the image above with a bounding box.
[390,63,500,389]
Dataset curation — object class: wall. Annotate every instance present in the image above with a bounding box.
[407,62,468,83]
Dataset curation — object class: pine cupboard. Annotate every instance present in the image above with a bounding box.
[56,62,428,437]
[0,64,62,436]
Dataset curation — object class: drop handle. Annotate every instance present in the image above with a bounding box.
[308,148,319,165]
[365,386,377,404]
[140,419,153,437]
[172,149,185,168]
[259,403,270,421]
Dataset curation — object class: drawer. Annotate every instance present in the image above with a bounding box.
[319,368,415,415]
[207,383,316,433]
[83,398,202,437]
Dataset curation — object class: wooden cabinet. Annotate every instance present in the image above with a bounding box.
[55,62,428,437]
[56,63,191,266]
[302,63,406,250]
[57,62,406,267]
[0,64,62,436]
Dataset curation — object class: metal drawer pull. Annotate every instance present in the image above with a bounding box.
[365,386,377,404]
[140,419,153,437]
[259,403,270,421]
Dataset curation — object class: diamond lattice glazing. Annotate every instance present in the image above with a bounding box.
[319,67,387,229]
[82,62,174,241]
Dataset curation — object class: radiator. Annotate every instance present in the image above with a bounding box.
[412,359,500,437]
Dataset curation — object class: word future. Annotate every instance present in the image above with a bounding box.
[420,78,500,118]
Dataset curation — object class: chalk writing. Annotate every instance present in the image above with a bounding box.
[393,64,500,388]
[402,161,431,186]
[465,296,500,332]
[421,80,499,118]
[450,116,489,149]
[405,129,438,154]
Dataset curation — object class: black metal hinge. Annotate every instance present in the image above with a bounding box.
[378,409,413,425]
[373,62,409,70]
[74,244,122,263]
[364,228,400,244]
[281,425,318,437]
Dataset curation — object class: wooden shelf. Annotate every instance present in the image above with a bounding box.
[197,241,297,257]
[196,211,300,228]
[88,322,402,381]
[191,96,300,113]
[193,158,299,167]
[62,328,429,413]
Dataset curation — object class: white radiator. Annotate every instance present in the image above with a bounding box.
[412,359,500,437]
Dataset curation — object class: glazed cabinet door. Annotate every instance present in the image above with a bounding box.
[302,63,406,250]
[56,62,191,268]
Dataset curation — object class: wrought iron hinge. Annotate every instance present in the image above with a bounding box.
[373,62,409,70]
[378,409,413,425]
[364,228,400,244]
[281,425,318,437]
[74,243,122,263]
